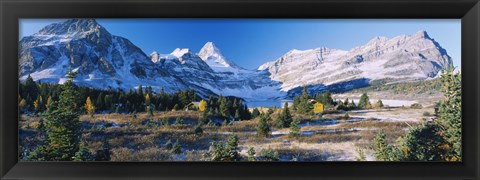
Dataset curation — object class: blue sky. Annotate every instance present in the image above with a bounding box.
[20,19,461,69]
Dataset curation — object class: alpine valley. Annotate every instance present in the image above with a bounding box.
[19,19,452,105]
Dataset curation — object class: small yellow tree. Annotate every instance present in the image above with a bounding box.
[198,99,207,112]
[45,96,53,112]
[19,99,27,109]
[145,94,151,106]
[85,96,95,117]
[33,98,40,112]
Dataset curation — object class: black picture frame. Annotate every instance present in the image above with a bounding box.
[1,0,479,179]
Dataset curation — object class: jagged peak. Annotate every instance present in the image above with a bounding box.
[171,48,191,58]
[35,19,107,36]
[412,30,431,39]
[367,36,389,45]
[198,41,223,60]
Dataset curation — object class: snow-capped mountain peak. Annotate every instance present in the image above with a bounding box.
[36,19,108,37]
[198,42,243,72]
[171,48,191,58]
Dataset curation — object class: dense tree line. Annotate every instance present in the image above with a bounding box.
[19,74,252,121]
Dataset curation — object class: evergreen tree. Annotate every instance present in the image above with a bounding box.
[29,70,81,161]
[219,95,230,117]
[251,108,260,119]
[358,93,372,108]
[172,104,179,111]
[375,99,384,108]
[373,130,393,161]
[315,90,334,107]
[282,102,293,126]
[147,105,154,117]
[85,96,95,117]
[247,147,256,161]
[165,139,173,150]
[257,115,271,138]
[288,118,301,138]
[171,139,182,154]
[199,109,209,125]
[436,67,462,161]
[234,109,241,121]
[225,133,240,161]
[194,124,203,135]
[175,117,184,125]
[296,86,312,114]
[95,138,111,161]
[344,98,350,106]
[96,93,104,110]
[73,142,94,161]
[356,148,367,161]
[396,124,446,161]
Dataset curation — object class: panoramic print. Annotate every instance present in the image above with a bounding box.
[18,19,461,161]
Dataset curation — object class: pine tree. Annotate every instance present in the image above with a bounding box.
[29,69,81,161]
[436,67,462,161]
[175,117,183,125]
[225,133,240,161]
[85,96,95,117]
[219,96,229,118]
[95,138,111,161]
[194,124,203,135]
[257,115,271,138]
[171,139,182,154]
[375,99,384,108]
[396,124,446,161]
[358,93,371,108]
[373,130,392,161]
[146,105,152,116]
[296,86,312,114]
[73,141,94,161]
[282,102,293,126]
[247,147,256,161]
[199,109,209,125]
[234,109,241,121]
[172,104,179,111]
[251,108,260,119]
[165,139,173,150]
[288,118,301,138]
[96,93,104,110]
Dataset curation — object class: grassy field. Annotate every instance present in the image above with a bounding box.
[19,102,430,161]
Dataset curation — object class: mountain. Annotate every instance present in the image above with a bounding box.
[259,30,452,93]
[198,42,244,73]
[149,43,284,100]
[19,19,452,104]
[19,19,186,93]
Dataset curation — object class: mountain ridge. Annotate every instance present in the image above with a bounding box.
[19,19,453,102]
